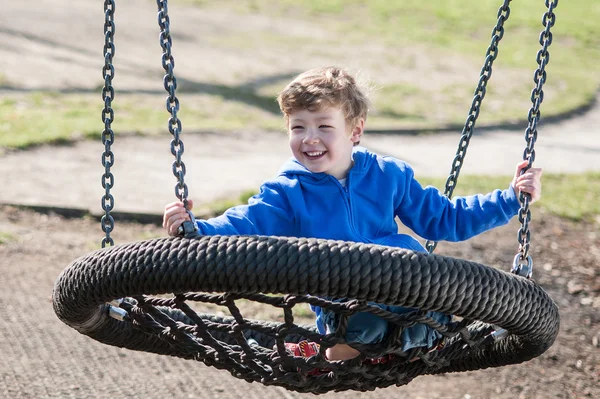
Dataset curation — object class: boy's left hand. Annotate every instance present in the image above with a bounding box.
[512,160,543,204]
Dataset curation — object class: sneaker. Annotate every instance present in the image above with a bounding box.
[285,341,320,358]
[283,341,327,376]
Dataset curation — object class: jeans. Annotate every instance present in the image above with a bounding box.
[317,303,451,352]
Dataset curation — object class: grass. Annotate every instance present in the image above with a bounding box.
[182,0,600,122]
[201,189,258,216]
[0,231,17,245]
[1,0,598,149]
[0,92,283,150]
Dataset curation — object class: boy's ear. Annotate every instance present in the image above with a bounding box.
[350,118,365,143]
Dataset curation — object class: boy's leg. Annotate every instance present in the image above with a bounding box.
[295,301,451,363]
[322,304,388,361]
[385,305,452,351]
[325,344,360,361]
[322,304,452,359]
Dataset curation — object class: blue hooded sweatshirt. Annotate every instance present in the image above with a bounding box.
[197,147,520,245]
[196,147,521,339]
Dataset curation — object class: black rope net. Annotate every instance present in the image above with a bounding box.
[53,235,559,394]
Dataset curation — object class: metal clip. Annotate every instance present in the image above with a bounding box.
[108,304,128,321]
[511,254,533,279]
[491,327,509,341]
[177,209,200,237]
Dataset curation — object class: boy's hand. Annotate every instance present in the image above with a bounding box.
[512,160,543,204]
[163,199,194,236]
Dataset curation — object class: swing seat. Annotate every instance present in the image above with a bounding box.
[52,235,560,394]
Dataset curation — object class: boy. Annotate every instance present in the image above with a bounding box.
[163,66,543,362]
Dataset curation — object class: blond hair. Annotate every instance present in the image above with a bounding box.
[277,66,370,128]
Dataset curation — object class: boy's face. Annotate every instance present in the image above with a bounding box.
[287,106,363,179]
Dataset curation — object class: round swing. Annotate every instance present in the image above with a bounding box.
[53,0,560,394]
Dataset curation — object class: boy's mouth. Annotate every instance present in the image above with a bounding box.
[304,151,326,159]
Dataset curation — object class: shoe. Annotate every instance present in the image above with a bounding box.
[283,341,327,376]
[285,341,320,358]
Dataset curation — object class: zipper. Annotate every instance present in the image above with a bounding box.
[331,173,372,243]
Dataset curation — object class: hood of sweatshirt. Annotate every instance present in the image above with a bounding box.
[276,146,371,180]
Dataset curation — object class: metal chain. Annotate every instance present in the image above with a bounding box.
[156,0,190,208]
[512,0,558,278]
[426,0,512,254]
[100,0,116,248]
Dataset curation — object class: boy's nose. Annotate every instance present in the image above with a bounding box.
[302,129,319,144]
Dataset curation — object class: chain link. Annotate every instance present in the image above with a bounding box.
[426,0,512,253]
[512,0,558,278]
[100,0,116,248]
[156,0,191,210]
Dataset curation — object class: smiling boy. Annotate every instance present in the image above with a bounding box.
[163,66,543,363]
[288,106,362,179]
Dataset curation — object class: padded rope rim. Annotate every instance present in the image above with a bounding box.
[53,235,559,391]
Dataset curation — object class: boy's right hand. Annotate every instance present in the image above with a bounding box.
[163,200,194,236]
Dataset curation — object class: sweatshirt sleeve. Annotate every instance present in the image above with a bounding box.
[195,180,295,236]
[392,159,521,242]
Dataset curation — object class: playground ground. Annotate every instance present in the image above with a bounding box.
[1,205,598,399]
[1,0,599,398]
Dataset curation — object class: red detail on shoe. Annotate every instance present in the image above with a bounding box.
[284,341,328,375]
[365,354,394,365]
[285,341,320,358]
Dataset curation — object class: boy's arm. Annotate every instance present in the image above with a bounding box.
[196,181,295,237]
[392,161,521,242]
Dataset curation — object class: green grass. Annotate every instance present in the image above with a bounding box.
[181,0,600,122]
[0,232,17,245]
[0,92,283,149]
[0,94,102,149]
[202,189,257,216]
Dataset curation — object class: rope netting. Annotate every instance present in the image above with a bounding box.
[53,235,559,394]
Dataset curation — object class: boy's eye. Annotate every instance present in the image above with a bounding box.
[291,125,304,130]
[320,125,333,129]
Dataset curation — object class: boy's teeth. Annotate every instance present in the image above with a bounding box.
[307,151,324,156]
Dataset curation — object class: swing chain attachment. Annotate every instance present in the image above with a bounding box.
[177,210,199,237]
[100,0,117,248]
[426,0,512,254]
[156,0,197,234]
[511,253,533,279]
[513,0,558,278]
[107,298,129,321]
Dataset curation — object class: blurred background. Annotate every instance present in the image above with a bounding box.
[1,0,598,147]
